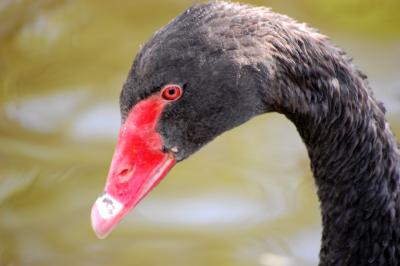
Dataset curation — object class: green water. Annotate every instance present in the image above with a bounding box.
[0,1,399,266]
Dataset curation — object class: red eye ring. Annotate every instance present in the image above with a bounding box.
[161,84,183,101]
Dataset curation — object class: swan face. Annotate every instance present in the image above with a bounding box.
[91,2,268,238]
[120,5,268,161]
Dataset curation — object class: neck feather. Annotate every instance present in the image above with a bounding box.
[267,36,400,265]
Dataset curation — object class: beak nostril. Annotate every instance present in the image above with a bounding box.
[117,165,135,183]
[119,168,129,176]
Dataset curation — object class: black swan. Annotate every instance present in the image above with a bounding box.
[91,1,400,265]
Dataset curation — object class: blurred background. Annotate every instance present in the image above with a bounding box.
[0,0,399,265]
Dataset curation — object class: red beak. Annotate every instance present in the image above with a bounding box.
[91,96,176,239]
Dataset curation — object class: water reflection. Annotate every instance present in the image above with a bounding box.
[70,102,119,140]
[259,253,293,266]
[5,90,88,133]
[131,191,287,227]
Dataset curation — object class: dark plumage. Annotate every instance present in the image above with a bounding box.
[120,1,400,265]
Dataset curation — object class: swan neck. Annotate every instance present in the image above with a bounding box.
[280,63,400,264]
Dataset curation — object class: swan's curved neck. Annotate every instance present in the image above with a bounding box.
[270,47,400,264]
[299,88,399,265]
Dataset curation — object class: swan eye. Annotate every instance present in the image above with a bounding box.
[161,85,182,101]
